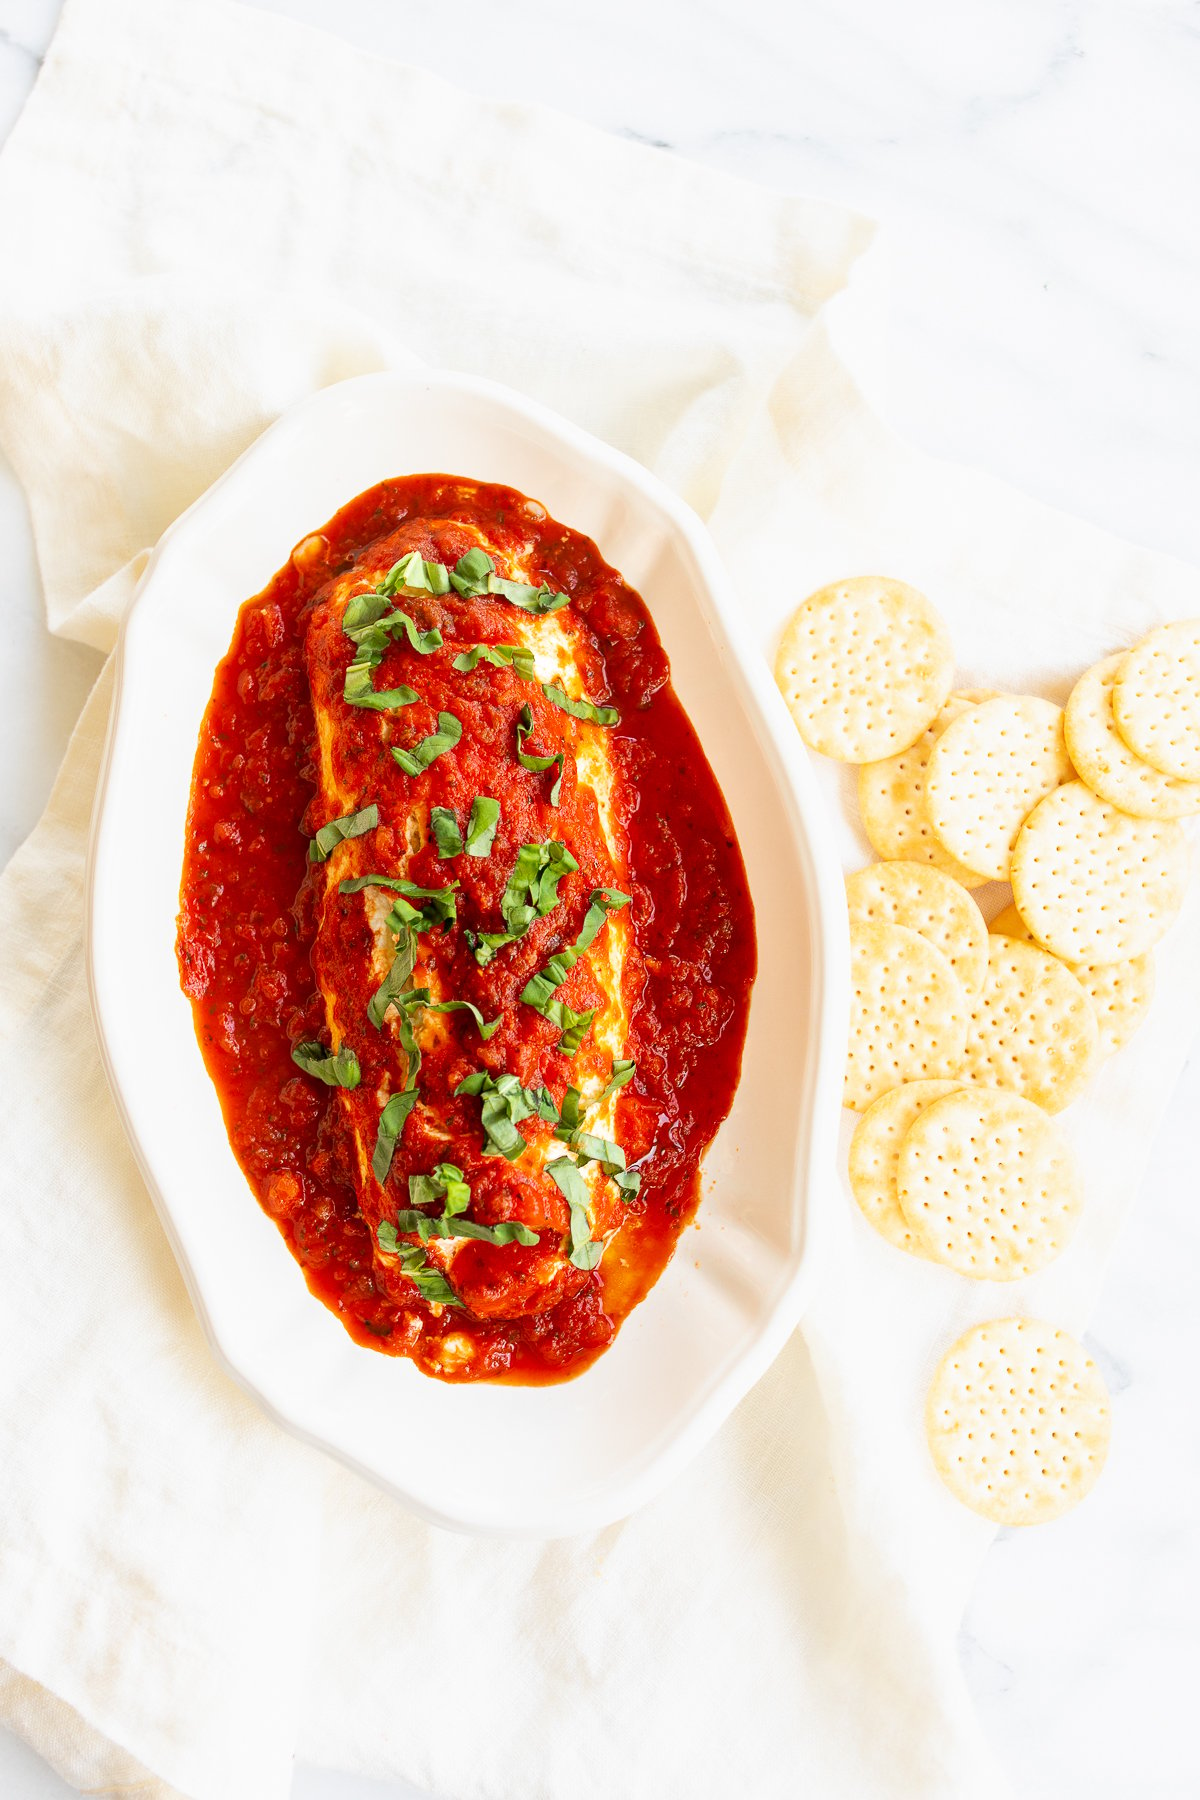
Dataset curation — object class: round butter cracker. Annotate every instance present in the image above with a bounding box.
[846,860,988,998]
[1065,653,1200,819]
[857,692,999,886]
[844,919,968,1112]
[897,1086,1082,1281]
[926,1318,1110,1526]
[775,576,954,763]
[1011,779,1188,964]
[1112,619,1200,782]
[848,1078,964,1255]
[991,903,1154,1059]
[955,935,1100,1112]
[925,695,1073,883]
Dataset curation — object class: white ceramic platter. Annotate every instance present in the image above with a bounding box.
[87,369,846,1537]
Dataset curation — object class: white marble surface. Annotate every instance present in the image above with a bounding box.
[1,0,1198,1796]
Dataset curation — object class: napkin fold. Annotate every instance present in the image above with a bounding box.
[1,3,1196,1799]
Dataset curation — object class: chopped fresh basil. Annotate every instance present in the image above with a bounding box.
[542,683,619,727]
[430,806,463,859]
[449,547,495,597]
[520,888,631,1015]
[600,1057,636,1103]
[465,796,501,857]
[339,874,459,932]
[508,840,577,931]
[424,997,500,1041]
[391,711,462,776]
[393,996,423,1090]
[452,642,536,681]
[359,548,568,615]
[465,839,577,967]
[550,1003,596,1056]
[515,704,564,806]
[489,576,570,615]
[406,1162,471,1214]
[613,1168,642,1202]
[374,1225,463,1308]
[367,923,416,1029]
[290,1040,361,1088]
[456,1068,558,1160]
[372,1087,418,1182]
[353,610,443,657]
[342,590,391,635]
[377,552,451,598]
[547,1157,603,1270]
[556,1084,584,1139]
[394,1181,538,1247]
[307,802,379,864]
[570,1131,626,1174]
[343,657,421,712]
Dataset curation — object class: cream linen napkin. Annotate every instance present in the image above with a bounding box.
[1,3,1197,1798]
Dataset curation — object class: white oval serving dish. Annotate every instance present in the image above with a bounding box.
[86,368,846,1537]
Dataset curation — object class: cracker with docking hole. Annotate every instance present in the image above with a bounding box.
[1010,779,1188,964]
[848,1078,964,1254]
[896,1086,1082,1280]
[955,935,1100,1112]
[846,860,988,998]
[857,692,1000,886]
[843,919,968,1112]
[1065,654,1200,820]
[924,695,1073,883]
[926,1318,1111,1525]
[991,903,1155,1058]
[774,576,954,763]
[1112,619,1200,782]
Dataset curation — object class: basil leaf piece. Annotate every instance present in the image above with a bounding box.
[344,658,421,712]
[449,547,495,598]
[520,888,631,1013]
[613,1168,642,1202]
[456,1069,559,1160]
[551,1004,596,1056]
[515,704,564,806]
[465,840,577,967]
[452,642,537,681]
[339,874,459,932]
[406,1163,470,1213]
[375,1224,464,1308]
[356,610,443,656]
[501,840,577,935]
[600,1057,636,1103]
[375,552,451,599]
[430,806,463,859]
[372,1087,418,1181]
[546,1157,603,1271]
[376,553,423,596]
[342,591,391,634]
[367,923,416,1029]
[307,802,380,864]
[555,1084,584,1139]
[464,929,518,966]
[465,796,501,857]
[393,1209,538,1247]
[488,575,570,615]
[570,1131,626,1174]
[542,683,619,727]
[291,1040,361,1088]
[391,711,462,776]
[425,997,500,1041]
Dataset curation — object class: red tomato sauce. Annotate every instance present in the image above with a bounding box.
[177,476,755,1382]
